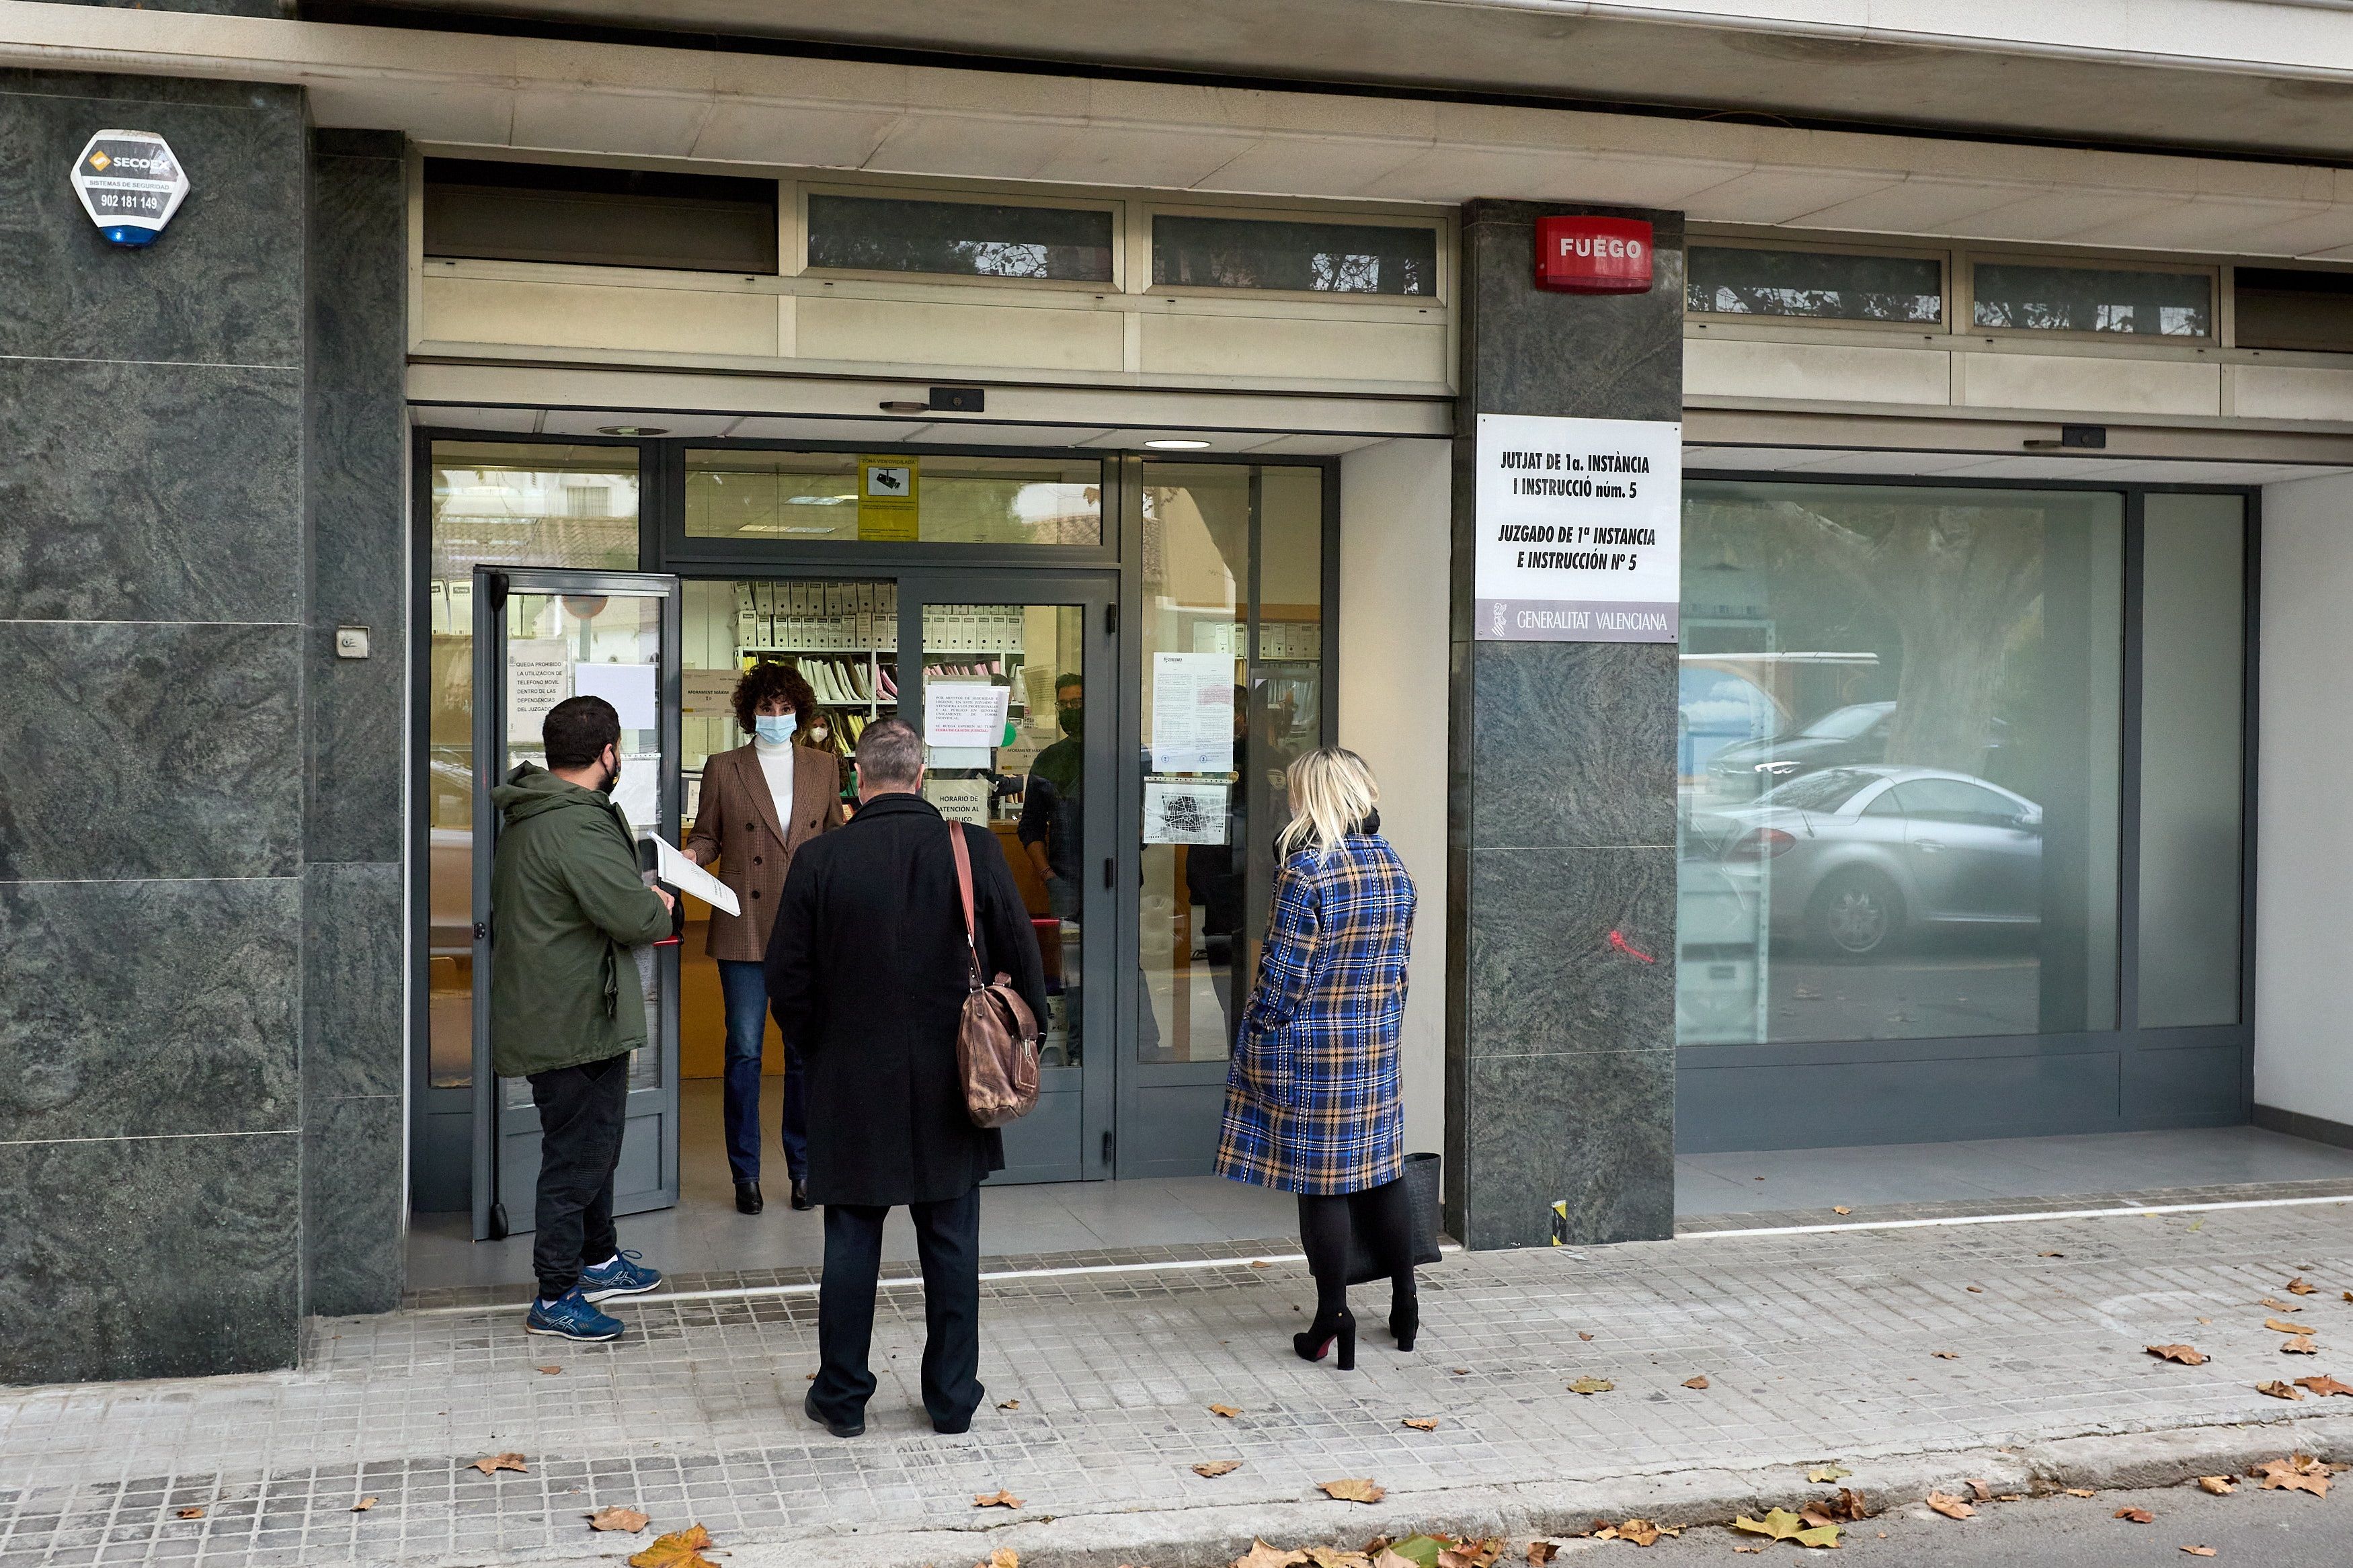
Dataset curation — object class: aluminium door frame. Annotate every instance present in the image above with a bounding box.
[468,564,685,1240]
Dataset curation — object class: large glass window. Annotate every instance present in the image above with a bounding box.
[426,444,642,1093]
[684,450,1103,546]
[1687,247,1943,323]
[805,194,1114,282]
[423,159,779,274]
[1972,261,2211,337]
[1152,215,1436,295]
[1135,462,1326,1065]
[2138,495,2246,1028]
[1677,482,2122,1046]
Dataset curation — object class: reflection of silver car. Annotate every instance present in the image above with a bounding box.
[1706,766,2042,957]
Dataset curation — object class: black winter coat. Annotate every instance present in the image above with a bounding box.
[764,791,1049,1207]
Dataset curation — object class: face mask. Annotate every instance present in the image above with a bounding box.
[600,755,623,795]
[755,712,797,745]
[806,724,828,744]
[1058,704,1084,739]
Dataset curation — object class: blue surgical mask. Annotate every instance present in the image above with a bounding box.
[755,712,797,745]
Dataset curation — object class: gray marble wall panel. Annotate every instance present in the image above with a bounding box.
[303,862,404,1102]
[1447,201,1685,1249]
[0,1132,301,1383]
[0,878,298,1143]
[0,71,309,1385]
[0,74,303,366]
[305,1094,403,1317]
[0,621,303,882]
[0,358,303,623]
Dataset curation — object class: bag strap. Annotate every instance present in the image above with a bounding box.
[946,822,983,984]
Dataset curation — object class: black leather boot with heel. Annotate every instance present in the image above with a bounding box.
[1293,1305,1356,1370]
[1389,1284,1419,1352]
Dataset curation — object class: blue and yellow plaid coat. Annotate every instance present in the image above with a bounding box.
[1214,831,1417,1196]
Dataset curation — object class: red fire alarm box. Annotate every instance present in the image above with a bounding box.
[1534,216,1654,294]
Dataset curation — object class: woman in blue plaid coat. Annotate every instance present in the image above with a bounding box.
[1215,747,1419,1370]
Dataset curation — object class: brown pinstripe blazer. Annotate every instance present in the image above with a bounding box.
[684,742,844,962]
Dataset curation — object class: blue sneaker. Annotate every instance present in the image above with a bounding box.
[577,1250,664,1303]
[526,1287,623,1342]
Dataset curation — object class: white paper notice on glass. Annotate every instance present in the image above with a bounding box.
[507,639,569,735]
[610,753,660,835]
[1143,778,1229,845]
[924,681,1010,748]
[1150,652,1234,774]
[922,776,990,827]
[573,661,660,731]
[653,835,740,917]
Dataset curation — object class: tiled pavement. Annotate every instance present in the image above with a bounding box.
[8,1198,2353,1567]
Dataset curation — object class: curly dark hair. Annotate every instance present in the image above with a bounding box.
[731,659,817,736]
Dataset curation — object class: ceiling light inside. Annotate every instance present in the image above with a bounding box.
[1144,438,1213,450]
[596,425,669,436]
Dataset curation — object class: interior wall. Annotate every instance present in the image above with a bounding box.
[2255,472,2353,1136]
[1337,439,1453,1162]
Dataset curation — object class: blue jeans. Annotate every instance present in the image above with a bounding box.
[716,958,807,1186]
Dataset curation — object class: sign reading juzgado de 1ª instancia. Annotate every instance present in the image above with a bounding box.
[1472,413,1682,643]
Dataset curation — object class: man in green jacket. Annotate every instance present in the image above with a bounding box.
[490,694,676,1342]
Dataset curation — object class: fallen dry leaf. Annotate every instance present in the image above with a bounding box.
[1832,1207,1852,1216]
[1526,1544,1558,1566]
[2266,1317,2310,1334]
[2064,1489,2097,1499]
[1319,1479,1386,1504]
[2297,1374,2353,1397]
[1613,1520,1670,1548]
[1733,1550,1763,1557]
[2260,1298,2304,1313]
[1402,1417,1439,1431]
[535,1364,563,1375]
[175,1508,204,1520]
[974,1489,1024,1510]
[998,1399,1020,1410]
[1306,1550,1372,1568]
[1925,1492,1976,1520]
[1209,1403,1243,1419]
[1965,1286,1984,1294]
[2181,1548,2217,1558]
[2196,1476,2235,1495]
[2146,1344,2208,1366]
[2115,1508,2155,1524]
[1683,1376,1710,1391]
[1437,1540,1505,1568]
[2288,1277,2319,1295]
[1230,1541,1308,1568]
[1372,1553,1417,1568]
[2258,1380,2306,1400]
[2282,1335,2319,1355]
[1567,1377,1613,1395]
[1452,1368,1470,1376]
[1733,1509,1806,1542]
[471,1452,528,1476]
[1807,1464,1851,1483]
[2251,1453,2331,1497]
[351,1497,376,1513]
[2039,1251,2065,1259]
[1962,1479,1993,1501]
[985,1552,1020,1568]
[589,1507,649,1533]
[1577,1332,1594,1342]
[1819,1489,1871,1522]
[1931,1351,1960,1360]
[629,1526,718,1568]
[1249,1260,1271,1269]
[1192,1460,1241,1478]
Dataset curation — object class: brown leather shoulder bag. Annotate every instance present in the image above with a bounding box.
[947,823,1041,1127]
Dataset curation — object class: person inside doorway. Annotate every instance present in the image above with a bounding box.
[684,660,844,1214]
[1185,684,1252,1057]
[1017,671,1086,918]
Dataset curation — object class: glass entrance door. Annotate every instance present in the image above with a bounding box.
[471,567,683,1241]
[906,575,1117,1183]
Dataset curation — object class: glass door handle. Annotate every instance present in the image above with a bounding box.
[1103,857,1115,889]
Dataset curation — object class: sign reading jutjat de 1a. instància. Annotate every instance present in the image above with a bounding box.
[69,130,190,247]
[1472,413,1681,643]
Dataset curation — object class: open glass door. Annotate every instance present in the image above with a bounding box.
[904,573,1117,1183]
[471,567,683,1240]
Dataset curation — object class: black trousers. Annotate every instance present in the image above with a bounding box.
[526,1053,630,1301]
[812,1187,982,1430]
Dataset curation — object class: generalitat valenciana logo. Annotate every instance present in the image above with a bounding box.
[70,130,191,247]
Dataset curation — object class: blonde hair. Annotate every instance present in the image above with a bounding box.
[1276,746,1380,864]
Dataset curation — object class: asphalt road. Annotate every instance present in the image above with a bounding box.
[1562,1483,2342,1565]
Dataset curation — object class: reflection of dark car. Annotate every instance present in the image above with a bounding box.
[1708,701,1894,794]
[1705,766,2042,957]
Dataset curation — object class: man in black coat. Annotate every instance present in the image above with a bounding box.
[765,717,1047,1438]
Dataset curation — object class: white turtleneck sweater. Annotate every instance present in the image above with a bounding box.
[754,735,795,815]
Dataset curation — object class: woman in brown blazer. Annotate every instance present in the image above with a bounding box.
[684,661,844,1214]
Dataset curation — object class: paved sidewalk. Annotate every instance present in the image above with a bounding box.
[6,1199,2353,1568]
